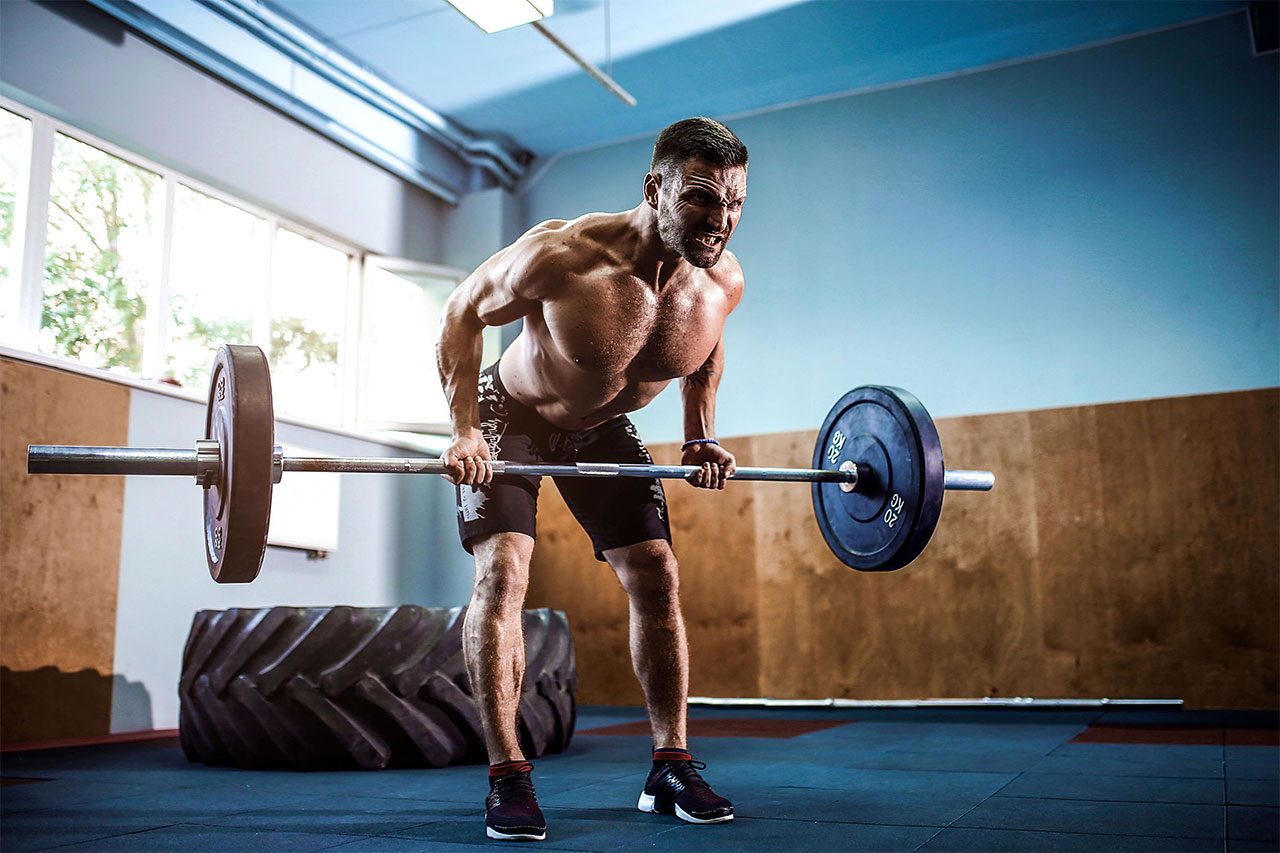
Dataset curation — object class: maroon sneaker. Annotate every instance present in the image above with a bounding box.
[486,763,546,841]
[637,757,734,824]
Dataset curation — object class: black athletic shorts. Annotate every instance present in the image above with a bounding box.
[455,363,671,560]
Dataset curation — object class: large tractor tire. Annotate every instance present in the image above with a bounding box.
[178,605,576,770]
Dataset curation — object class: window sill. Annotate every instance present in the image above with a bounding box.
[0,344,451,456]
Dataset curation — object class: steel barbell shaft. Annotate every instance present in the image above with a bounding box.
[288,457,994,490]
[285,456,857,483]
[28,445,859,483]
[29,444,995,490]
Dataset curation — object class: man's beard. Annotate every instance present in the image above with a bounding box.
[658,209,724,269]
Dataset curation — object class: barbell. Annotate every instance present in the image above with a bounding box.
[27,345,994,582]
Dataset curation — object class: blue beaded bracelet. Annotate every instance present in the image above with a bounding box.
[682,438,720,450]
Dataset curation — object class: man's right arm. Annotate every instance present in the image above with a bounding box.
[435,240,544,485]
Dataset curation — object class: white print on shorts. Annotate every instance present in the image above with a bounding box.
[477,372,508,461]
[650,482,667,523]
[459,372,506,524]
[623,422,667,523]
[460,485,488,522]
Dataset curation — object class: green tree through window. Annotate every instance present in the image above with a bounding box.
[41,134,161,373]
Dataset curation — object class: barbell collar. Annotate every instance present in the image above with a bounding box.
[196,439,220,487]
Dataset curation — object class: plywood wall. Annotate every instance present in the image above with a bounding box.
[1,358,129,741]
[527,388,1279,709]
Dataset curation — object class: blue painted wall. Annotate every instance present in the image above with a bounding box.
[520,12,1279,442]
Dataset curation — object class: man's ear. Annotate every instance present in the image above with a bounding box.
[643,171,661,210]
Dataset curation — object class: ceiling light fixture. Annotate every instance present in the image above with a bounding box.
[445,0,634,106]
[446,0,552,34]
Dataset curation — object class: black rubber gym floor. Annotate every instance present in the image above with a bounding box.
[2,705,1276,851]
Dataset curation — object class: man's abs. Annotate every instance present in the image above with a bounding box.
[495,333,673,431]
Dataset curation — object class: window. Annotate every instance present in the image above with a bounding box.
[0,108,32,329]
[268,228,349,424]
[41,133,164,374]
[360,258,496,429]
[1,97,472,435]
[165,184,267,387]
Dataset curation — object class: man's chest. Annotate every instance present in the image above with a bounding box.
[541,276,724,379]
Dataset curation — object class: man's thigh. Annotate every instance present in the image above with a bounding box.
[555,417,671,560]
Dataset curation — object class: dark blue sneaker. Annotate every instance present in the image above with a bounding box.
[486,763,546,841]
[637,757,734,824]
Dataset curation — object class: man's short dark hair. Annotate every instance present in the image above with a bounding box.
[650,117,748,179]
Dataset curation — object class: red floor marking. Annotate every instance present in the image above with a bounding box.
[1072,725,1224,745]
[1072,725,1280,746]
[578,718,853,738]
[1,777,52,786]
[1226,729,1280,746]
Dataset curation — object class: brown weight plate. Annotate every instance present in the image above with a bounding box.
[203,345,275,583]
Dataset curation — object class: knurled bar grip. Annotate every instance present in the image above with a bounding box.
[27,444,996,491]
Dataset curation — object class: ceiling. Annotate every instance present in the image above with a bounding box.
[84,0,1249,199]
[261,0,1244,157]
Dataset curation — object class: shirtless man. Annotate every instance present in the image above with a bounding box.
[437,117,747,842]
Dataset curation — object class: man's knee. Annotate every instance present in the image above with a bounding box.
[470,533,535,611]
[608,540,680,603]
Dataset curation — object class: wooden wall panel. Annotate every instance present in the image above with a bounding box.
[527,481,640,704]
[527,388,1278,708]
[751,432,826,699]
[526,439,762,705]
[1,358,130,741]
[650,439,761,699]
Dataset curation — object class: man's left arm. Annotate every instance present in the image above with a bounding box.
[680,336,737,490]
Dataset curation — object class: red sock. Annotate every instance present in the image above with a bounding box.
[653,747,692,762]
[489,760,533,777]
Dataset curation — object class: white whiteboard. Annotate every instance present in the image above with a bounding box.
[268,444,340,555]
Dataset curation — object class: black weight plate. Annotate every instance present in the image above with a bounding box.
[811,386,945,572]
[203,345,275,583]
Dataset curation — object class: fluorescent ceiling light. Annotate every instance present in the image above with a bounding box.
[447,0,552,34]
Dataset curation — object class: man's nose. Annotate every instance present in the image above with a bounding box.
[707,204,728,230]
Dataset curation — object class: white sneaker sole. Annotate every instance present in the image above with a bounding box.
[486,826,547,841]
[637,792,734,824]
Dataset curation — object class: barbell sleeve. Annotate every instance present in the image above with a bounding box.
[28,445,198,477]
[943,470,996,491]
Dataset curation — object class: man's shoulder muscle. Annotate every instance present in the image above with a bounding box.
[711,249,746,309]
[506,215,622,289]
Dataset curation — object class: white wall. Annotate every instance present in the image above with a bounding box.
[111,386,473,732]
[0,0,485,733]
